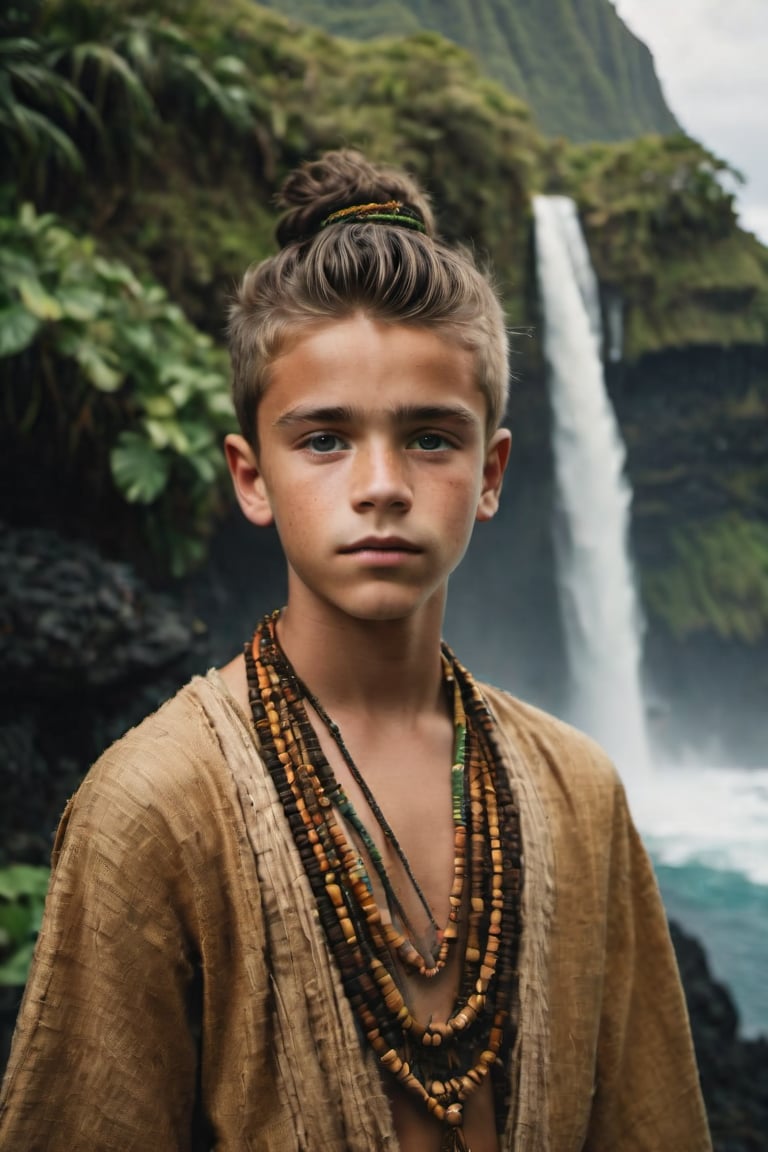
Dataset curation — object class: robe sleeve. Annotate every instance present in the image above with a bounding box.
[0,745,203,1152]
[583,782,712,1151]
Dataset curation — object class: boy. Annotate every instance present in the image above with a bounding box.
[0,150,710,1150]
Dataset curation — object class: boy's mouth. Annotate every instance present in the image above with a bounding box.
[340,536,421,555]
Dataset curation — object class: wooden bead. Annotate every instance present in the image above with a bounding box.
[445,1103,463,1127]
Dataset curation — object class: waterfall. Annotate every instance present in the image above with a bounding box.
[532,195,650,775]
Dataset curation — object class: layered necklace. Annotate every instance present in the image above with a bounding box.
[245,611,523,1151]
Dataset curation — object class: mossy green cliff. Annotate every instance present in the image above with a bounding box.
[253,0,680,142]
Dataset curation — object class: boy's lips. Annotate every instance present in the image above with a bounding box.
[339,536,422,555]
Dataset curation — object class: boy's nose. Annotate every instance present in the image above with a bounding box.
[351,443,413,511]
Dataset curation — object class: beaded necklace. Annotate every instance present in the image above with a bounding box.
[245,611,523,1151]
[297,660,466,976]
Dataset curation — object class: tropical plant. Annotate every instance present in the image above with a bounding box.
[0,864,49,986]
[2,0,272,215]
[44,0,270,174]
[0,32,101,200]
[0,203,235,575]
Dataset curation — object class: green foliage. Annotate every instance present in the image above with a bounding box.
[548,134,768,356]
[44,0,272,157]
[0,864,50,986]
[643,515,768,643]
[0,203,234,575]
[1,0,273,213]
[0,32,102,199]
[558,133,741,244]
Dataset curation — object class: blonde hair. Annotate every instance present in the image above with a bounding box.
[229,150,509,443]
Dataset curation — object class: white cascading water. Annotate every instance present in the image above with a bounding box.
[533,195,650,775]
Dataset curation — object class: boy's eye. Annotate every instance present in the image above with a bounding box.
[411,432,450,451]
[305,433,346,453]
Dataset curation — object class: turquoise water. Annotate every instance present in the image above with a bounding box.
[654,859,768,1038]
[628,765,768,1039]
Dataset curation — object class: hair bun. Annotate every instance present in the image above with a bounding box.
[275,149,435,247]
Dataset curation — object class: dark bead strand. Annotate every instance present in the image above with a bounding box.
[464,674,524,1135]
[448,649,524,1112]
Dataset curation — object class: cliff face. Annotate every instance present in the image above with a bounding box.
[253,0,680,142]
[607,347,768,763]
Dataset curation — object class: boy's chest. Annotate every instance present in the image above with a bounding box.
[310,716,466,1034]
[313,717,458,930]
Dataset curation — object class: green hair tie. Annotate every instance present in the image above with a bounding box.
[319,199,427,235]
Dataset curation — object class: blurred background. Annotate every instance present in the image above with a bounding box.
[1,0,766,1144]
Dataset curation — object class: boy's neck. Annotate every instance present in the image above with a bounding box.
[276,598,447,719]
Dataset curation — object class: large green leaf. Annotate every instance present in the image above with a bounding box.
[141,393,176,418]
[120,324,156,356]
[92,256,141,292]
[111,431,170,503]
[0,304,41,357]
[187,452,219,484]
[206,390,236,418]
[0,942,36,987]
[65,42,156,122]
[56,285,105,322]
[18,276,63,321]
[143,416,190,453]
[0,902,33,945]
[73,341,124,392]
[0,864,50,902]
[0,249,39,288]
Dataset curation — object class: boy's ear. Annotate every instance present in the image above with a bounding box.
[476,428,512,523]
[224,433,274,527]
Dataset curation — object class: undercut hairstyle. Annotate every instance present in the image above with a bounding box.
[228,150,509,445]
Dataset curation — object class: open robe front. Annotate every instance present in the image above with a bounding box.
[0,674,711,1151]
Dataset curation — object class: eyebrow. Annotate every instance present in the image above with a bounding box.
[273,403,479,428]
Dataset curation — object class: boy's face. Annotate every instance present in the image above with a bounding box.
[226,313,510,626]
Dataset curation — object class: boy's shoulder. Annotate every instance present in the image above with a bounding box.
[89,674,228,793]
[479,682,640,886]
[57,675,239,857]
[479,680,625,810]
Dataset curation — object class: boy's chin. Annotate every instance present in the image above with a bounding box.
[331,588,445,625]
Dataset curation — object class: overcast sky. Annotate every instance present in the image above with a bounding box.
[614,0,768,244]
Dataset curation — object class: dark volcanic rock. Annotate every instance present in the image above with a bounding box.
[671,921,768,1151]
[0,524,195,693]
[0,525,207,865]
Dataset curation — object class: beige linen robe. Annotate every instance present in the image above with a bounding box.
[0,674,711,1150]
